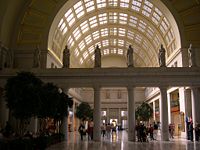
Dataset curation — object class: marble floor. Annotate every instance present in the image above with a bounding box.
[47,131,200,150]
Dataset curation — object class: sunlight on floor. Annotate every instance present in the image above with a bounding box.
[47,131,200,150]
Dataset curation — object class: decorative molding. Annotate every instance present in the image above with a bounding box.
[1,67,200,87]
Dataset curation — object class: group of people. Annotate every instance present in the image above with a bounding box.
[101,123,117,138]
[187,121,200,142]
[78,120,94,141]
[194,123,200,141]
[136,122,159,142]
[78,121,118,140]
[78,120,200,142]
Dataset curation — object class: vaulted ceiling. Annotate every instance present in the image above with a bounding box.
[49,0,179,67]
[0,0,200,68]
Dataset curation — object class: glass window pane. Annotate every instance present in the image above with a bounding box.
[97,0,106,8]
[120,0,130,8]
[88,45,94,54]
[109,12,118,23]
[109,0,118,6]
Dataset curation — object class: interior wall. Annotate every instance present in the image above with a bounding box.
[102,56,127,68]
[0,0,27,46]
[81,88,145,102]
[46,52,62,68]
[167,49,184,67]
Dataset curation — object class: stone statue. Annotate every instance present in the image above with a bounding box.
[158,44,166,67]
[0,42,3,69]
[127,45,134,67]
[188,44,196,67]
[4,47,11,68]
[94,45,101,68]
[33,45,41,68]
[63,45,70,68]
[7,48,14,68]
[0,42,12,69]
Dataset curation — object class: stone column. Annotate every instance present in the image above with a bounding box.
[184,89,192,118]
[118,108,121,127]
[159,87,169,141]
[167,92,171,123]
[127,86,135,141]
[153,101,156,121]
[72,99,75,132]
[191,87,200,141]
[184,88,192,139]
[61,116,68,140]
[107,108,109,124]
[61,88,69,141]
[93,86,101,141]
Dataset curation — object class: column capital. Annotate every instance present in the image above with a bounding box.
[93,85,101,91]
[190,86,199,90]
[159,86,168,91]
[183,87,191,91]
[126,85,135,90]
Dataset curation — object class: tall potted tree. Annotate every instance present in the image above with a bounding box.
[135,102,153,123]
[37,82,73,133]
[38,83,61,131]
[75,102,93,121]
[4,71,43,135]
[55,91,73,133]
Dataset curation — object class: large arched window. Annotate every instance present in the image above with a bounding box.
[48,0,181,67]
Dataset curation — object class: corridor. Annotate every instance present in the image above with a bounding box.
[47,131,200,150]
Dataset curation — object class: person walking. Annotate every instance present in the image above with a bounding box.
[153,122,158,140]
[189,121,193,141]
[78,122,86,141]
[87,120,94,140]
[149,124,154,140]
[106,123,111,139]
[195,123,200,141]
[102,123,106,138]
[169,123,174,139]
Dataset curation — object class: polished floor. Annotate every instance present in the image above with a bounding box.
[47,131,200,150]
